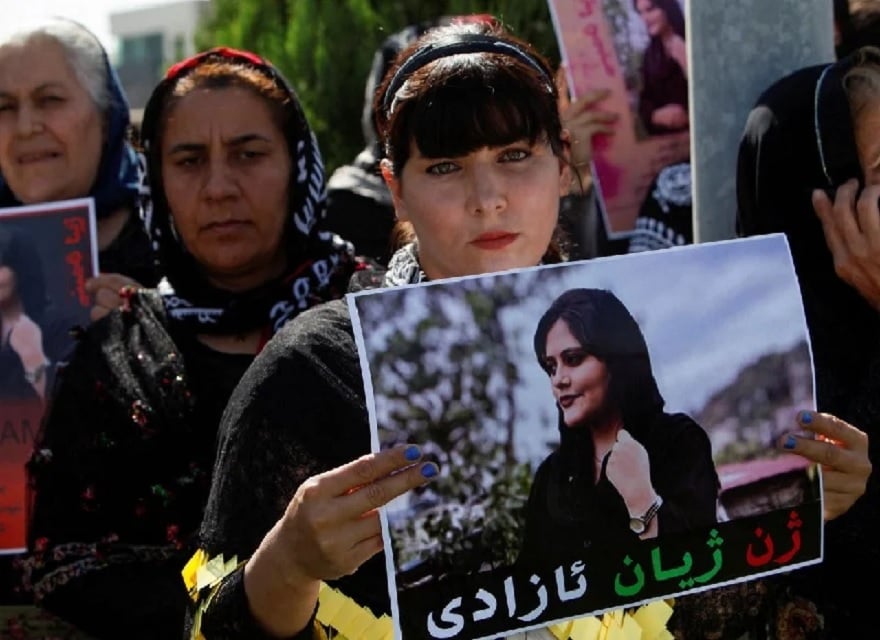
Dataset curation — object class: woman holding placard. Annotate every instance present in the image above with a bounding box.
[184,20,869,640]
[0,18,160,311]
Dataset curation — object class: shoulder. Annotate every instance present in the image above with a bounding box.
[53,288,174,389]
[229,299,360,410]
[651,412,713,455]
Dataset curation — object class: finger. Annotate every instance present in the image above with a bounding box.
[833,178,864,245]
[779,433,861,471]
[856,183,880,239]
[797,410,869,451]
[573,88,612,108]
[822,469,867,495]
[94,287,122,311]
[319,444,424,498]
[341,460,439,516]
[813,188,851,270]
[342,533,385,575]
[556,67,571,110]
[85,273,140,295]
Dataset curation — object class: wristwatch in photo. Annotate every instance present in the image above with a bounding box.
[629,494,663,535]
[24,359,51,385]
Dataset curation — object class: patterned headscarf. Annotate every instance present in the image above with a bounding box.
[0,20,140,218]
[139,47,355,336]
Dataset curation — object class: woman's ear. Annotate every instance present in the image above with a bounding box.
[381,158,409,222]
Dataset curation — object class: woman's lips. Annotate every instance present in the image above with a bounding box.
[203,220,250,234]
[18,151,59,164]
[470,231,518,250]
[558,394,579,409]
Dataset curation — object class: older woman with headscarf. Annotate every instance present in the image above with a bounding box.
[17,47,358,639]
[0,18,160,316]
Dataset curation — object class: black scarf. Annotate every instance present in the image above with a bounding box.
[139,48,355,336]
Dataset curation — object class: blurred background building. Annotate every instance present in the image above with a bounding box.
[110,0,210,118]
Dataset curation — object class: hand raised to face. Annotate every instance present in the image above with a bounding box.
[605,429,655,514]
[812,181,880,311]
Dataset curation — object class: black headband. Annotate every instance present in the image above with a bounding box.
[381,33,553,115]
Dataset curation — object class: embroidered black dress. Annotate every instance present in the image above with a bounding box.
[21,290,253,638]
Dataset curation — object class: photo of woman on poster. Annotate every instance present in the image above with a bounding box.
[517,287,719,570]
[635,0,689,135]
[0,227,69,401]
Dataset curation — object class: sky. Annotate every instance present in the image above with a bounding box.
[5,0,184,61]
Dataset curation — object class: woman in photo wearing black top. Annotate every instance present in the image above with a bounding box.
[0,227,70,401]
[634,0,689,135]
[518,288,719,570]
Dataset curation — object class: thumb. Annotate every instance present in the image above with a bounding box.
[811,188,833,220]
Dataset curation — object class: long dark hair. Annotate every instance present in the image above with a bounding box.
[634,0,686,40]
[533,288,664,438]
[0,226,48,324]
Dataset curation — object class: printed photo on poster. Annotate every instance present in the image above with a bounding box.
[0,198,97,554]
[548,0,691,237]
[349,234,822,640]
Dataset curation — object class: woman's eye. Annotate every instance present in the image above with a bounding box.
[501,148,530,162]
[175,156,201,167]
[40,95,64,106]
[426,161,458,175]
[562,351,586,367]
[239,149,265,161]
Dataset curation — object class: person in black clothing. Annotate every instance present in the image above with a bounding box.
[0,18,161,306]
[634,0,689,135]
[0,227,74,402]
[518,288,718,571]
[667,46,879,640]
[18,47,357,639]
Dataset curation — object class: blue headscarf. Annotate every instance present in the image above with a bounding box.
[0,20,140,219]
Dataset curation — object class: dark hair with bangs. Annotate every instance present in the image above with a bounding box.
[374,22,563,176]
[374,21,570,259]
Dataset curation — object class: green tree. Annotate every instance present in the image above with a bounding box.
[196,0,560,174]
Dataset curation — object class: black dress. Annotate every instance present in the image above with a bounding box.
[193,299,388,639]
[518,413,718,571]
[20,290,253,639]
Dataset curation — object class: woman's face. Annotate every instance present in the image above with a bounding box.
[160,86,291,291]
[853,100,880,187]
[0,265,17,308]
[0,37,104,204]
[384,137,568,280]
[636,0,670,38]
[543,318,611,428]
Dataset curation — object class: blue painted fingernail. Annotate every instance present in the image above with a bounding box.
[420,463,438,479]
[404,445,420,461]
[800,411,813,424]
[783,435,797,450]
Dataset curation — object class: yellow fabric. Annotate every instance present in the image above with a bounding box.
[183,549,676,640]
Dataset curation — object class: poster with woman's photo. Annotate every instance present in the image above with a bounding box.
[0,198,97,554]
[548,0,691,237]
[348,234,822,640]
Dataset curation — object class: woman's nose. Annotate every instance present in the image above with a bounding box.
[16,105,41,137]
[202,159,238,201]
[466,165,507,216]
